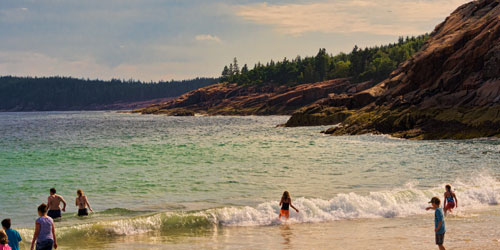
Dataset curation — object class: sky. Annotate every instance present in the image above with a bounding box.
[0,0,470,81]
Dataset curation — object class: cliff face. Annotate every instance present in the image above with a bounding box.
[380,0,500,109]
[287,0,500,139]
[134,79,376,116]
[135,0,499,139]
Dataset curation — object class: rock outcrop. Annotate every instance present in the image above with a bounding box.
[286,0,500,139]
[134,79,376,116]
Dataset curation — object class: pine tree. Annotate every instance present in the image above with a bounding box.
[232,58,240,75]
[221,66,230,81]
[229,63,234,76]
[241,64,249,74]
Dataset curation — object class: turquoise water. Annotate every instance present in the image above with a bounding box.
[0,112,499,249]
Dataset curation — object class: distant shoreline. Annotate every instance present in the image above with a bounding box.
[0,97,174,112]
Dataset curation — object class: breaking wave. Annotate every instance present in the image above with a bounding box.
[18,173,499,241]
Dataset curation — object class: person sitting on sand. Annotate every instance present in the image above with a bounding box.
[47,188,66,220]
[0,230,12,250]
[426,197,446,250]
[75,189,93,216]
[31,203,58,250]
[279,191,299,220]
[443,185,457,216]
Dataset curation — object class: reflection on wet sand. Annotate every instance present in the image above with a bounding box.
[280,224,293,248]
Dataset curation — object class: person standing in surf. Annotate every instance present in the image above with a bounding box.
[75,189,93,216]
[31,203,58,250]
[443,185,457,216]
[47,188,66,220]
[426,197,446,250]
[279,191,299,220]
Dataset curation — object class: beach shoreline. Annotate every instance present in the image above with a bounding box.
[13,206,500,250]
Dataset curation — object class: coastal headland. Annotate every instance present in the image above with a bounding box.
[135,0,500,140]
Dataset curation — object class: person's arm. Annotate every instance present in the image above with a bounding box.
[289,199,299,213]
[279,198,283,206]
[443,193,447,207]
[52,221,57,249]
[60,196,67,212]
[17,230,22,242]
[75,198,78,207]
[435,221,442,232]
[30,221,40,250]
[85,196,93,212]
[47,197,52,209]
[425,207,433,211]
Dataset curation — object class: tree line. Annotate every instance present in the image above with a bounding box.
[221,35,429,86]
[0,76,218,111]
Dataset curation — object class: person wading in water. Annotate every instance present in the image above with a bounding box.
[47,188,66,220]
[443,185,458,216]
[279,191,299,220]
[75,189,93,216]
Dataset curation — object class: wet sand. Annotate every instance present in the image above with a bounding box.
[46,207,500,250]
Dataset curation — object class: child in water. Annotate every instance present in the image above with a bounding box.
[443,185,457,216]
[279,191,299,219]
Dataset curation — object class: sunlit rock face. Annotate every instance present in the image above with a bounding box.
[287,0,500,139]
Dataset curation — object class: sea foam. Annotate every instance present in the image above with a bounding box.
[17,173,499,241]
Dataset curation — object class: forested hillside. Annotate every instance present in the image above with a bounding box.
[0,76,218,111]
[222,35,429,85]
[136,35,432,116]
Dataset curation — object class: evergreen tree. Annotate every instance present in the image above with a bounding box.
[241,64,249,74]
[221,66,230,81]
[303,62,315,83]
[232,58,240,75]
[315,48,329,81]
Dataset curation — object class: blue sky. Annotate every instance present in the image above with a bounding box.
[0,0,469,81]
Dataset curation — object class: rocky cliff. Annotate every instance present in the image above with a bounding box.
[286,0,500,139]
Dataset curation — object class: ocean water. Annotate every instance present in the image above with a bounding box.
[0,112,499,249]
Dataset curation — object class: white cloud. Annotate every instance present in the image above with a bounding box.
[235,0,470,36]
[195,34,222,43]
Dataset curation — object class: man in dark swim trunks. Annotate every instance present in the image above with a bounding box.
[47,188,66,219]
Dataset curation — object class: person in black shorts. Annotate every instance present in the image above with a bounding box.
[47,188,66,220]
[75,189,93,216]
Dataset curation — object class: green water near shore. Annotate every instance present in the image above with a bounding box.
[1,112,499,249]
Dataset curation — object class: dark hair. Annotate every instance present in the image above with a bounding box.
[1,218,11,229]
[432,197,441,206]
[77,189,83,197]
[282,191,290,200]
[50,188,56,194]
[38,203,48,214]
[445,185,451,191]
[0,230,8,245]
